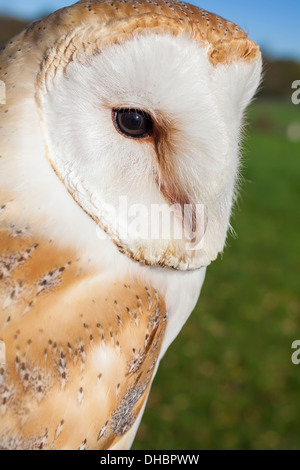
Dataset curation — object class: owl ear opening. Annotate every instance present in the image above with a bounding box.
[210,43,262,124]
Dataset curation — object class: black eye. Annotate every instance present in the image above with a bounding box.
[113,108,153,139]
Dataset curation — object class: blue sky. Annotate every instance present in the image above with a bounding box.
[0,0,299,60]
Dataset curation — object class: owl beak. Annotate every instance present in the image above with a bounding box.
[152,115,206,249]
[158,178,206,249]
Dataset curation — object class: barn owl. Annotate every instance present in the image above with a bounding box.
[0,0,262,450]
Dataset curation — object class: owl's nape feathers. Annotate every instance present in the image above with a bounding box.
[0,0,262,450]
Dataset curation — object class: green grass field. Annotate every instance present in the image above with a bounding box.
[133,99,300,450]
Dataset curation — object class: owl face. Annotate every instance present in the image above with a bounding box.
[35,2,262,270]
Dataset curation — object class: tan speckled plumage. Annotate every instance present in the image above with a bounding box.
[0,196,167,449]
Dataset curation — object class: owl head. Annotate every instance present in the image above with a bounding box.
[1,0,262,270]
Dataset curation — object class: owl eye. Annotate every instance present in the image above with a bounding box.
[113,108,153,139]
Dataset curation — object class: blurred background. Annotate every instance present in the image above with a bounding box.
[0,0,299,450]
